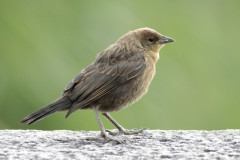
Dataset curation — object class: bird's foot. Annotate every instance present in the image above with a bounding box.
[120,128,148,135]
[100,132,126,144]
[105,129,119,136]
[106,128,148,136]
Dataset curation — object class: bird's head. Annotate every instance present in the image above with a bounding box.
[136,27,174,53]
[117,27,174,60]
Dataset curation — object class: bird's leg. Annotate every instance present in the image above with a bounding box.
[102,112,146,136]
[92,107,124,143]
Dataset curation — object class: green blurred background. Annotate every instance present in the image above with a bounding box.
[0,0,239,131]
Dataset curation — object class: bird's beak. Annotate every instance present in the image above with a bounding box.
[158,36,175,44]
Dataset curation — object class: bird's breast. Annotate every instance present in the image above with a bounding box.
[98,56,157,113]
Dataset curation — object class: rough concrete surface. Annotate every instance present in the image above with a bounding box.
[0,130,240,160]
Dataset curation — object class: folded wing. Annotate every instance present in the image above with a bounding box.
[63,47,146,117]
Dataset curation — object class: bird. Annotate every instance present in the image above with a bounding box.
[20,27,174,142]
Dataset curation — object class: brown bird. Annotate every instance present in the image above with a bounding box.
[20,27,174,142]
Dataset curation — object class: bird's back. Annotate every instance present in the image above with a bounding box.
[62,42,157,114]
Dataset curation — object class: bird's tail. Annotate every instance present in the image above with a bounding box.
[20,97,72,125]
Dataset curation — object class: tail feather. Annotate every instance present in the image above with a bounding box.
[20,97,72,125]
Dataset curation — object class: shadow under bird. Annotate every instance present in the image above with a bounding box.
[20,27,174,142]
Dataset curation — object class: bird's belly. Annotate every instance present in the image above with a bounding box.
[98,65,156,113]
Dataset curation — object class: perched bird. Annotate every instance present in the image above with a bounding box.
[20,27,174,142]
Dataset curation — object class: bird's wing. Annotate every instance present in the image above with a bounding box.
[62,64,95,96]
[64,47,146,117]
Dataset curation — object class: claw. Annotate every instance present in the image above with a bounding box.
[101,132,126,144]
[105,129,120,136]
[99,128,147,143]
[105,130,117,136]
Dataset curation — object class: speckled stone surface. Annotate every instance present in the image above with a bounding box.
[0,130,240,159]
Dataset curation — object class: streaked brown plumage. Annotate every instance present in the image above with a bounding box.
[20,27,174,142]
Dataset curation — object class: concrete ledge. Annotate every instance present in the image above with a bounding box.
[0,130,240,159]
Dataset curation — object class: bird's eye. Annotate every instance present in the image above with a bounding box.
[148,38,154,43]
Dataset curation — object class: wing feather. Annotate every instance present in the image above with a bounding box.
[64,47,146,117]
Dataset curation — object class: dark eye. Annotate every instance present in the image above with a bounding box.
[148,38,154,43]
